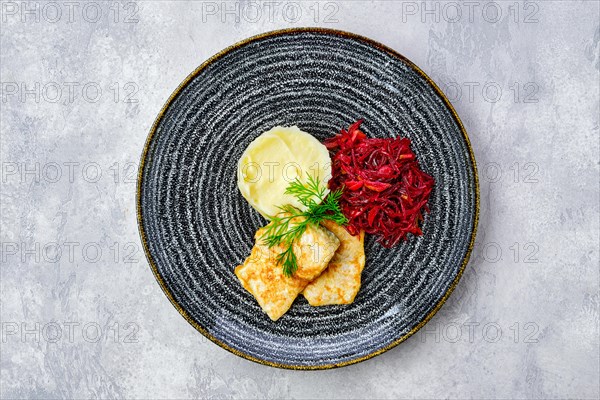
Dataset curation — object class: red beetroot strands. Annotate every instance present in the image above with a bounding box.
[324,120,435,248]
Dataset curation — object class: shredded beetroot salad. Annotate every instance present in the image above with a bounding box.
[324,120,435,247]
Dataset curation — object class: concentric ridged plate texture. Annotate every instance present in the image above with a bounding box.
[137,28,478,369]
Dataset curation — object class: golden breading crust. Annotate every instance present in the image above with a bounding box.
[235,219,340,321]
[302,220,366,306]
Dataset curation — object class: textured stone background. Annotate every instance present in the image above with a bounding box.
[1,1,598,399]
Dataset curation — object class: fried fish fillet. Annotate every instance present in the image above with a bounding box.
[235,217,340,321]
[302,220,366,306]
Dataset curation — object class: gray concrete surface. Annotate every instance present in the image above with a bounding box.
[1,1,598,399]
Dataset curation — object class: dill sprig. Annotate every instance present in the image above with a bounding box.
[261,174,347,277]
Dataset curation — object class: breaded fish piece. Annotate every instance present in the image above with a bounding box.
[302,220,366,306]
[235,218,340,321]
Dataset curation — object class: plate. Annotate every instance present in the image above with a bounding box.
[137,28,478,369]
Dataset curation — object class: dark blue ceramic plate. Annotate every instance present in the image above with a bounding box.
[137,28,478,369]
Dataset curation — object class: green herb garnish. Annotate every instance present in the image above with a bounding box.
[261,174,347,277]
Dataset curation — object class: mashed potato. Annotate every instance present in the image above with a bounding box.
[237,126,331,219]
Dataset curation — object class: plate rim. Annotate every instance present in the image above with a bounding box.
[136,27,480,370]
